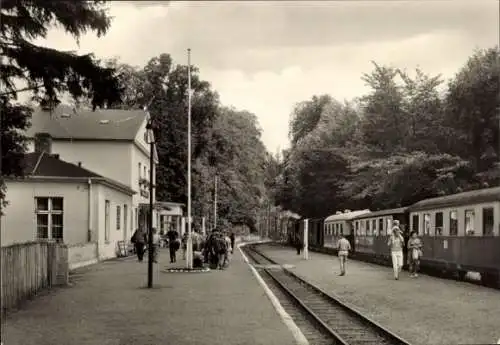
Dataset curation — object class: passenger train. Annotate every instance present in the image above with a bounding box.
[286,186,500,288]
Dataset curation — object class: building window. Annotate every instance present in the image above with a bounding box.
[105,200,110,242]
[465,209,475,236]
[483,207,494,236]
[435,212,443,236]
[116,205,121,230]
[449,210,458,236]
[135,208,138,229]
[138,162,142,179]
[124,204,128,236]
[143,166,147,179]
[35,197,64,241]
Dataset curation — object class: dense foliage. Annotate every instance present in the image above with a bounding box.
[101,56,269,232]
[0,0,122,212]
[271,47,500,218]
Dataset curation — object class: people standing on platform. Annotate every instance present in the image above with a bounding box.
[222,232,232,268]
[407,231,423,277]
[388,220,405,280]
[205,228,218,268]
[181,232,189,260]
[151,228,161,263]
[131,228,147,262]
[166,226,179,263]
[336,234,351,276]
[295,235,303,255]
[230,232,236,254]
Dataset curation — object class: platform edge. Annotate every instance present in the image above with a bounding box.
[238,242,309,345]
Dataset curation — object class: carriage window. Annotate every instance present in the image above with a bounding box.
[340,223,344,235]
[482,207,494,236]
[449,210,458,236]
[360,221,365,235]
[423,214,431,235]
[372,219,378,236]
[465,210,475,236]
[434,212,443,236]
[355,221,360,235]
[365,220,370,235]
[412,215,419,235]
[378,218,384,236]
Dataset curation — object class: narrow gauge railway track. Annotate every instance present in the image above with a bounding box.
[244,245,411,345]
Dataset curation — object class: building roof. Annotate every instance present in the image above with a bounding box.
[325,209,371,222]
[23,152,101,178]
[353,207,409,220]
[26,105,147,141]
[16,152,135,195]
[409,187,500,212]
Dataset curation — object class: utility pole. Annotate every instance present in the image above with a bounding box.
[213,174,218,229]
[186,48,193,269]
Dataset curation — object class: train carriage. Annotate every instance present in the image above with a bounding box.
[408,186,500,286]
[352,207,409,266]
[324,209,370,252]
[308,217,326,247]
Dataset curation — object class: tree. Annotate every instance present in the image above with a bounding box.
[289,94,332,147]
[444,47,500,171]
[200,107,268,231]
[1,0,122,210]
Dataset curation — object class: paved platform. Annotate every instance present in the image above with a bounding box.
[1,247,297,345]
[258,243,500,345]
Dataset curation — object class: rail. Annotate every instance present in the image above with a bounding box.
[245,244,411,345]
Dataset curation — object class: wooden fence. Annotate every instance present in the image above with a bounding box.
[1,241,68,316]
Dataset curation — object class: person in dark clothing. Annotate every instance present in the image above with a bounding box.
[207,228,221,269]
[131,228,147,262]
[166,227,179,263]
[229,232,235,254]
[295,237,303,255]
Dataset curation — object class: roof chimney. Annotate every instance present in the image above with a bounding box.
[78,162,82,167]
[34,133,52,154]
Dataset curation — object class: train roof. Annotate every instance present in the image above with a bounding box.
[409,187,500,212]
[352,207,408,220]
[325,209,371,222]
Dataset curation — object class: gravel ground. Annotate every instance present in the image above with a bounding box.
[259,244,500,345]
[1,248,296,345]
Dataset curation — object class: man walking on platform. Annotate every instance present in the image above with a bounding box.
[131,228,147,262]
[166,226,179,263]
[336,234,351,276]
[388,220,405,280]
[230,231,236,254]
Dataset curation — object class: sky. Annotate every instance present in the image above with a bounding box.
[36,0,499,152]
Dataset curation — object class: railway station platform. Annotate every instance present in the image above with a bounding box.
[256,243,500,345]
[1,245,297,345]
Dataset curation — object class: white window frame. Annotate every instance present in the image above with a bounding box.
[116,205,121,230]
[105,200,110,242]
[35,197,64,241]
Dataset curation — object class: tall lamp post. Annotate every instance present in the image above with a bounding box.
[186,48,193,269]
[145,115,155,288]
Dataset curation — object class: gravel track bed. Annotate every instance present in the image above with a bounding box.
[258,244,500,345]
